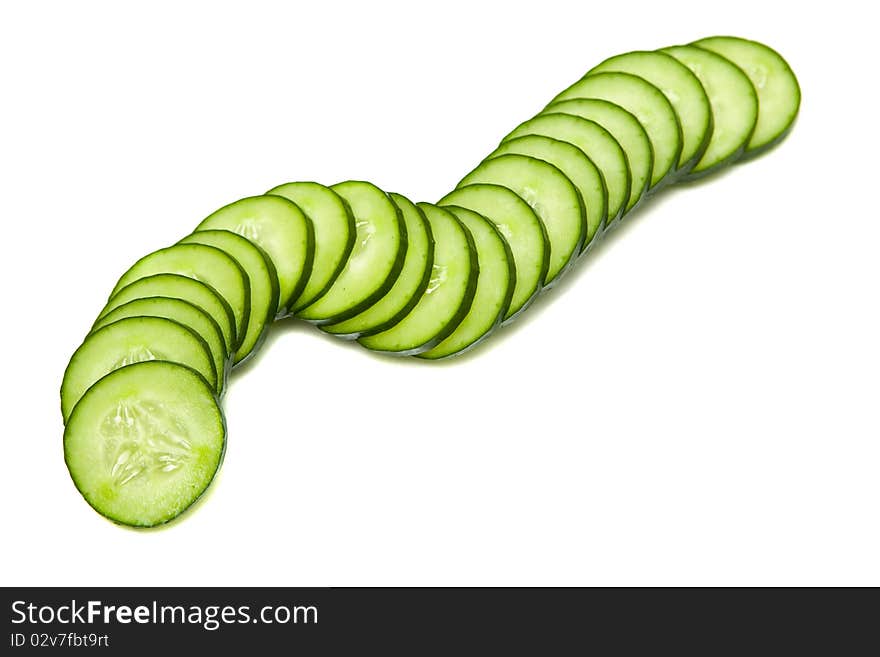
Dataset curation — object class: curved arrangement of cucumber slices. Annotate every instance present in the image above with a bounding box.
[62,35,800,527]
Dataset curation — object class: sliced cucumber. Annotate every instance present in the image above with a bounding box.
[61,316,217,423]
[692,36,800,157]
[98,273,236,355]
[92,297,229,391]
[661,45,758,178]
[64,361,225,527]
[296,181,407,325]
[503,113,630,225]
[550,71,682,189]
[489,135,607,251]
[359,204,478,355]
[419,206,515,360]
[266,181,356,311]
[322,193,433,338]
[109,243,250,351]
[179,230,279,365]
[543,99,651,215]
[588,50,711,175]
[438,183,547,323]
[195,195,314,315]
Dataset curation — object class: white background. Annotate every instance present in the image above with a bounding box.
[1,1,878,586]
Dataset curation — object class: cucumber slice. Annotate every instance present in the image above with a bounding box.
[488,135,607,251]
[109,244,250,351]
[503,113,630,225]
[296,181,407,325]
[588,51,711,175]
[266,182,356,311]
[322,193,434,339]
[179,230,279,365]
[661,45,758,178]
[458,154,585,286]
[98,273,236,356]
[418,206,515,360]
[195,195,314,316]
[438,184,547,323]
[692,36,800,157]
[359,204,478,356]
[64,361,225,527]
[92,297,229,391]
[550,71,682,189]
[543,99,651,215]
[61,316,217,423]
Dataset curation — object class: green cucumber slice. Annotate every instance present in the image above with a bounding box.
[550,71,682,189]
[179,230,279,365]
[458,154,585,286]
[195,195,314,315]
[419,206,515,360]
[692,36,800,157]
[92,297,229,391]
[438,184,547,323]
[64,361,225,527]
[661,45,758,178]
[322,193,433,338]
[588,50,711,174]
[296,181,407,325]
[503,113,630,225]
[543,99,651,215]
[359,204,478,355]
[489,135,607,251]
[99,273,236,355]
[61,316,217,423]
[109,243,250,351]
[266,181,356,311]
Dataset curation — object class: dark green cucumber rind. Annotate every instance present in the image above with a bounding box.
[63,360,226,528]
[321,193,435,339]
[417,205,516,360]
[98,274,237,355]
[438,183,549,325]
[358,204,479,356]
[296,181,408,325]
[265,182,357,312]
[457,153,586,287]
[61,316,218,423]
[691,37,801,160]
[486,136,607,254]
[91,296,229,390]
[178,230,280,366]
[109,244,251,352]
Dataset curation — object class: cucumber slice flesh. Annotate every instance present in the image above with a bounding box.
[179,230,279,365]
[543,99,651,215]
[438,184,547,323]
[359,204,478,355]
[64,361,225,527]
[661,45,758,178]
[419,206,515,359]
[296,181,407,324]
[196,195,314,315]
[61,316,217,423]
[692,36,800,156]
[99,274,236,354]
[266,182,356,311]
[322,193,434,338]
[489,135,607,250]
[109,244,250,351]
[92,297,228,390]
[589,50,711,174]
[550,71,682,189]
[458,154,585,286]
[504,113,630,225]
